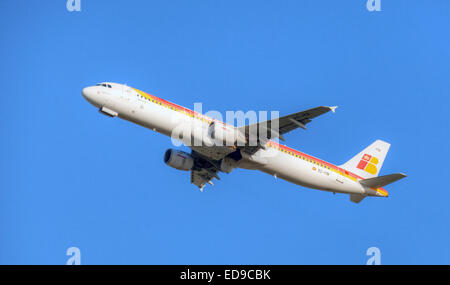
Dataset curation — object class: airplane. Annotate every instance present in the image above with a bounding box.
[82,82,406,203]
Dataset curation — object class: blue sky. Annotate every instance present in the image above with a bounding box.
[1,0,449,265]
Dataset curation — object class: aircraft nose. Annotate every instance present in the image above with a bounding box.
[82,86,95,100]
[82,86,100,107]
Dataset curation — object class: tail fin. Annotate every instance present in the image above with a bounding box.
[340,140,391,179]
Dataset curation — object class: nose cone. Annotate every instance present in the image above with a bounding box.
[82,86,95,100]
[82,86,99,107]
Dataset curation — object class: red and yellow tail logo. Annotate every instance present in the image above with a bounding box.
[356,154,379,175]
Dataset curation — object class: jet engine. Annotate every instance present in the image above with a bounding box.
[163,149,194,171]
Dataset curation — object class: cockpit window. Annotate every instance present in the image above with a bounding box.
[96,83,112,88]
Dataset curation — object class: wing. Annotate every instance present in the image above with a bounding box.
[188,107,336,161]
[191,168,219,191]
[190,151,221,191]
[275,106,337,136]
[190,145,236,161]
[238,106,337,141]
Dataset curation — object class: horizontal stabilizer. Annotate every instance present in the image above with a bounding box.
[359,173,407,189]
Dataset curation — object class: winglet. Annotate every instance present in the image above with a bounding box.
[328,106,338,113]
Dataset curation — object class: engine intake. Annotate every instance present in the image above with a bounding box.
[163,149,194,171]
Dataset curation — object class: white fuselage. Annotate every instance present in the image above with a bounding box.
[82,83,385,197]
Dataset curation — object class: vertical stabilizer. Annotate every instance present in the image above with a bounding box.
[340,140,390,179]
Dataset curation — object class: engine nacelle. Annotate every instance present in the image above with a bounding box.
[209,121,246,146]
[163,149,194,171]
